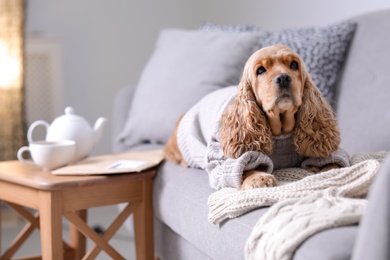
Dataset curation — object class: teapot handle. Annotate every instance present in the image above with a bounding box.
[27,120,50,143]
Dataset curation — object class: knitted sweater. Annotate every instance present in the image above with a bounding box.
[177,86,351,190]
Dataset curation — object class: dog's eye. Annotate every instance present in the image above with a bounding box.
[290,61,299,71]
[257,66,266,75]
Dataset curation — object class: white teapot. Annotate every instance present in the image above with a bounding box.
[28,106,107,162]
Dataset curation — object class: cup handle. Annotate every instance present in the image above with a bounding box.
[27,120,50,143]
[17,146,36,166]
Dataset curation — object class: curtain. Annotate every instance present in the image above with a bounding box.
[0,0,26,161]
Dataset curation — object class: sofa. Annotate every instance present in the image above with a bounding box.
[112,9,390,260]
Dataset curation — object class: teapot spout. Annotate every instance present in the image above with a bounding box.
[93,117,108,147]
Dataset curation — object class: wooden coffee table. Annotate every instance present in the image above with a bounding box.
[0,160,156,260]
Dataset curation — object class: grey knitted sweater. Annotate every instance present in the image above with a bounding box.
[177,86,350,190]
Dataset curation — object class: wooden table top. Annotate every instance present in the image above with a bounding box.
[0,160,156,191]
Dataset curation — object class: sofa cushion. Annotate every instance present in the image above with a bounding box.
[153,155,358,260]
[154,160,269,259]
[335,10,390,154]
[118,29,261,147]
[200,21,356,104]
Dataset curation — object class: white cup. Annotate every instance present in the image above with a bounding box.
[17,140,76,171]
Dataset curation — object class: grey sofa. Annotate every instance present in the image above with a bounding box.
[112,9,390,260]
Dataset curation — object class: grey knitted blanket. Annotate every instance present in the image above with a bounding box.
[207,152,388,260]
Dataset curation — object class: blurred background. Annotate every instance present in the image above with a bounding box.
[24,0,390,156]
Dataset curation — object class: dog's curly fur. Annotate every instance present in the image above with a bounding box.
[293,77,340,157]
[164,45,341,189]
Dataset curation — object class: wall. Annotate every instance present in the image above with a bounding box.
[26,0,390,155]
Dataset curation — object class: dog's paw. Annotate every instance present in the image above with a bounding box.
[241,171,277,190]
[320,163,340,172]
[306,166,321,173]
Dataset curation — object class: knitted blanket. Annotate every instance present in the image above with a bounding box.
[207,152,388,260]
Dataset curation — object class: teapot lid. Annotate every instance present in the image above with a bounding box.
[57,106,88,124]
[65,106,76,116]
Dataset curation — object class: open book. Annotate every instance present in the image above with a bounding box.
[52,149,164,175]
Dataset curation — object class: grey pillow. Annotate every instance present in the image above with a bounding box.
[118,29,261,147]
[259,22,356,103]
[200,21,356,103]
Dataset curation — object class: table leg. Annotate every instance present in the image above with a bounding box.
[69,209,87,259]
[0,201,2,255]
[133,178,155,260]
[39,190,63,260]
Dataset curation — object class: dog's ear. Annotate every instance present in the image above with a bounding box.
[293,75,340,157]
[220,74,273,159]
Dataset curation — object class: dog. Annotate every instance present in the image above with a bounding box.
[164,44,347,190]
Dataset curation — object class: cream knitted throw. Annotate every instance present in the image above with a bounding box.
[207,152,388,260]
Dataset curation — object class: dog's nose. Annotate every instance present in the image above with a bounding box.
[274,74,292,88]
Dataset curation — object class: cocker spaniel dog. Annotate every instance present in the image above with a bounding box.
[164,44,349,190]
